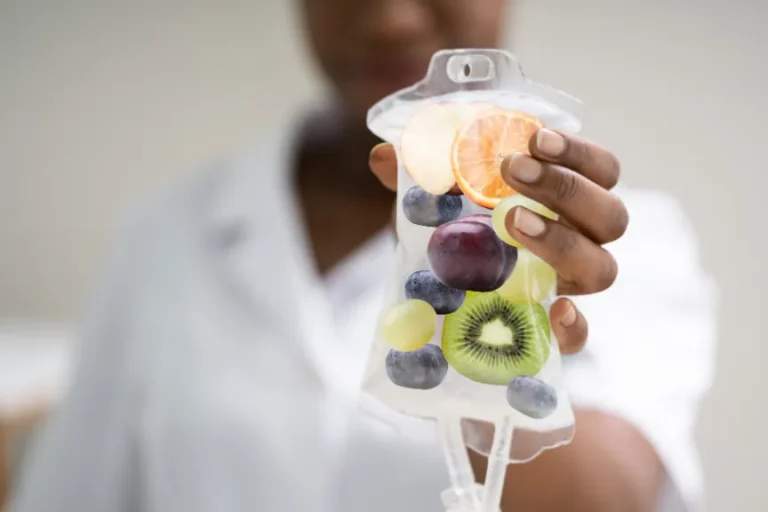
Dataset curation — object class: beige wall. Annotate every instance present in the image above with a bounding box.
[0,1,321,319]
[1,1,766,510]
[510,3,767,511]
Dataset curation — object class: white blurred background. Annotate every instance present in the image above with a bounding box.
[1,1,766,510]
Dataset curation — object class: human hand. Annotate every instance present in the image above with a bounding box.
[369,128,628,355]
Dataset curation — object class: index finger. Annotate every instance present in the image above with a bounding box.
[529,129,621,190]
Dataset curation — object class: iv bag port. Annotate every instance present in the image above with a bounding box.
[447,54,495,84]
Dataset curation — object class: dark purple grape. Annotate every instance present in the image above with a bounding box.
[507,376,557,419]
[405,270,465,314]
[427,214,518,291]
[386,345,448,390]
[402,186,463,227]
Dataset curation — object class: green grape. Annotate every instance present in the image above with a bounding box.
[492,195,558,248]
[496,249,556,304]
[381,299,437,351]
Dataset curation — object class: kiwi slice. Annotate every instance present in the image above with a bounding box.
[442,291,551,385]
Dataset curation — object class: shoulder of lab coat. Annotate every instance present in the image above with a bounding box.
[564,185,719,511]
[12,130,335,510]
[9,164,216,512]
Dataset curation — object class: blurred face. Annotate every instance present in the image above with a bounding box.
[301,0,508,120]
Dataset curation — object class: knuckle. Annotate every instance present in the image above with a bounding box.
[556,277,579,296]
[603,152,622,188]
[603,200,630,242]
[614,204,630,239]
[567,137,590,168]
[555,226,579,257]
[555,170,580,203]
[593,253,618,292]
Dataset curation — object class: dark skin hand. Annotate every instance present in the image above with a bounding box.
[300,0,663,507]
[370,130,665,511]
[369,128,629,353]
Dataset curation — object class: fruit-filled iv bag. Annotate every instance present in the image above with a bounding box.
[363,49,585,511]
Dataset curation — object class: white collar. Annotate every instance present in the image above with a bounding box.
[202,111,376,399]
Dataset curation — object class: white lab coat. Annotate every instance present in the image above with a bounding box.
[11,118,718,512]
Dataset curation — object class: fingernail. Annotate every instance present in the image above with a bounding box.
[537,129,566,158]
[560,302,577,327]
[513,207,546,237]
[506,152,541,183]
[369,143,390,162]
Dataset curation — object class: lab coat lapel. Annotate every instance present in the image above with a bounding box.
[206,128,298,333]
[204,120,362,400]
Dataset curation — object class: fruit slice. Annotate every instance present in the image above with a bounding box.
[401,102,496,194]
[386,345,448,390]
[451,110,544,208]
[381,299,436,352]
[496,249,556,304]
[442,291,550,385]
[507,376,557,419]
[492,195,558,248]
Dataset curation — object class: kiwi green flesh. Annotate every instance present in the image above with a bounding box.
[442,292,551,386]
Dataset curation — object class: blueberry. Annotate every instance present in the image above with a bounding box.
[405,270,465,314]
[386,345,448,390]
[506,376,557,419]
[402,186,462,227]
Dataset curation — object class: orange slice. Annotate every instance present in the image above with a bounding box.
[451,109,544,208]
[401,101,497,195]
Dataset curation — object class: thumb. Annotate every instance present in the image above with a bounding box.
[369,143,398,192]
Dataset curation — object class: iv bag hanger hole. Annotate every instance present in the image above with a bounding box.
[447,54,495,84]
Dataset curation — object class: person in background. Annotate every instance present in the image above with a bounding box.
[10,1,717,511]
